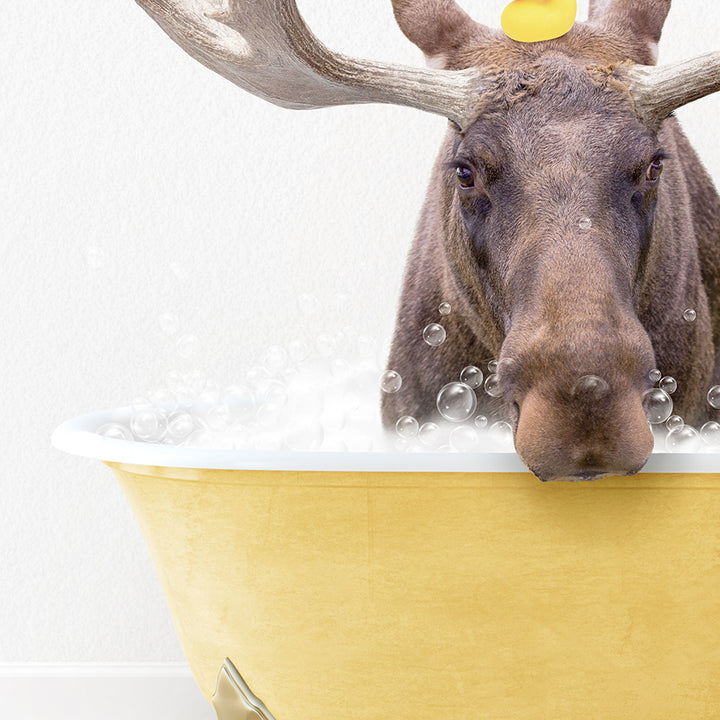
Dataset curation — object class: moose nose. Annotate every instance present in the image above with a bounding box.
[513,385,654,482]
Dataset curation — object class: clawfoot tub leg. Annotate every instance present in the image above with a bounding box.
[212,659,278,720]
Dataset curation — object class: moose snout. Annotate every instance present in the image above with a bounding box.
[513,384,654,482]
[499,319,657,482]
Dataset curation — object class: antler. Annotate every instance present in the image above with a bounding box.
[135,0,492,130]
[626,51,720,125]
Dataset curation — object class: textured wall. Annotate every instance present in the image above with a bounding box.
[1,0,718,662]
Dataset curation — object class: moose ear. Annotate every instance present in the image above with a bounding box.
[391,0,489,68]
[588,0,672,63]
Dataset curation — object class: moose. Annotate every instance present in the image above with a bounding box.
[135,0,720,480]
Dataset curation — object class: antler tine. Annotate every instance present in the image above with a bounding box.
[135,0,491,130]
[625,51,720,125]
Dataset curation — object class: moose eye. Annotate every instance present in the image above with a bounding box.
[646,158,663,183]
[456,166,475,189]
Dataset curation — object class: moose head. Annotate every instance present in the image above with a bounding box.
[135,0,720,480]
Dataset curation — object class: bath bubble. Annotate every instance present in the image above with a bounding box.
[578,217,592,231]
[158,313,180,336]
[659,376,677,395]
[263,380,288,408]
[288,339,311,363]
[487,360,498,373]
[707,386,720,409]
[450,425,479,452]
[222,384,255,418]
[666,425,701,453]
[284,419,324,451]
[187,370,209,396]
[700,421,720,448]
[489,421,514,449]
[474,414,489,430]
[166,412,195,442]
[484,374,502,397]
[437,382,477,423]
[263,345,288,372]
[460,365,484,390]
[394,437,410,452]
[256,402,283,429]
[423,323,447,347]
[418,422,442,448]
[396,415,420,440]
[683,308,697,323]
[649,369,662,384]
[298,292,320,317]
[176,333,200,359]
[380,370,402,394]
[247,366,272,394]
[97,422,133,441]
[571,375,610,401]
[666,415,684,432]
[131,396,152,414]
[316,333,337,358]
[198,378,221,406]
[130,408,166,441]
[205,404,231,432]
[148,387,179,411]
[439,302,452,316]
[642,388,673,424]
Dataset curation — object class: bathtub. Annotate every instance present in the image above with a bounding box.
[53,407,720,719]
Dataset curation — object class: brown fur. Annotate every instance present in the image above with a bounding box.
[383,2,720,479]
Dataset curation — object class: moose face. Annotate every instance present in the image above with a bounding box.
[446,59,659,479]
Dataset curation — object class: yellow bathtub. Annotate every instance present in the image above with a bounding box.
[53,408,720,719]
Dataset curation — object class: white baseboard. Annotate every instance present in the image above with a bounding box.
[0,664,216,720]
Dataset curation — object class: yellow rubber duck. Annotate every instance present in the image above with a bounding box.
[501,0,577,43]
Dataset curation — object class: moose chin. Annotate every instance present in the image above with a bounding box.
[134,0,720,481]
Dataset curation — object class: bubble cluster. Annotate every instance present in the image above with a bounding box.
[95,319,720,457]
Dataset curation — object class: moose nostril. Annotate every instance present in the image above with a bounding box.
[571,375,610,402]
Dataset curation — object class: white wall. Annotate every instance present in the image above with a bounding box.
[1,0,718,683]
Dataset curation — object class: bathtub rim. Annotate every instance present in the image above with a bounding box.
[51,406,720,474]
